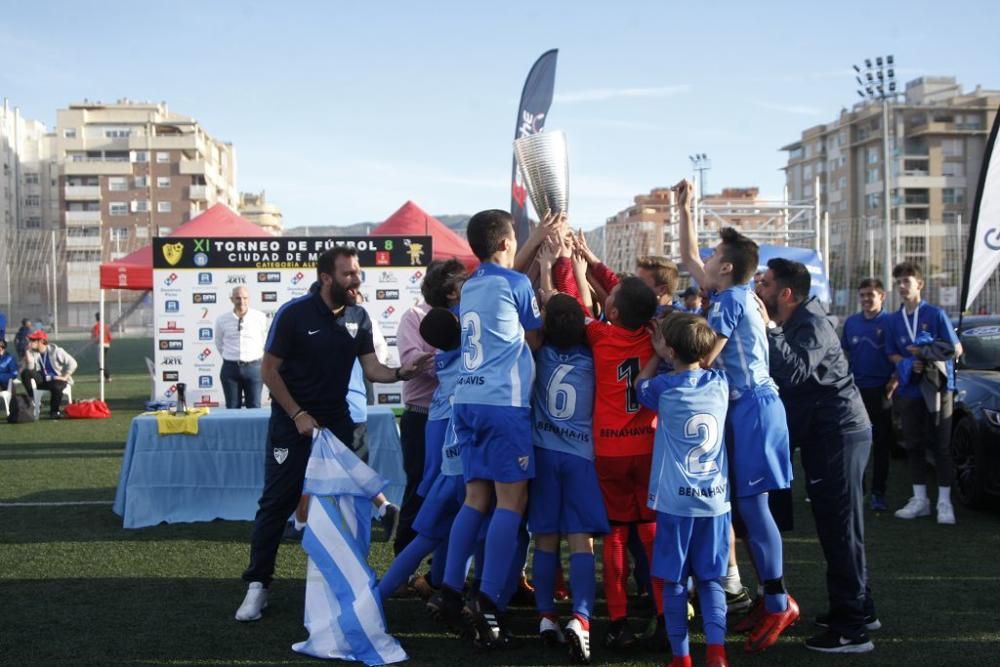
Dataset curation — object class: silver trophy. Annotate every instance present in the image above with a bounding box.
[513,130,569,219]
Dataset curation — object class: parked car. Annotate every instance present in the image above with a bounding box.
[952,316,1000,508]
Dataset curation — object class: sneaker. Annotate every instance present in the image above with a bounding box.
[409,573,437,600]
[745,595,800,653]
[50,411,63,420]
[805,629,874,654]
[371,503,399,543]
[937,501,956,525]
[281,521,303,542]
[429,586,469,637]
[641,614,668,651]
[565,617,591,664]
[604,618,636,651]
[815,611,881,632]
[870,493,888,512]
[539,616,565,647]
[511,574,536,606]
[725,586,754,614]
[467,593,503,648]
[235,582,268,622]
[732,597,765,633]
[894,496,931,519]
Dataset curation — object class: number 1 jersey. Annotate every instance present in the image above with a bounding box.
[585,320,657,457]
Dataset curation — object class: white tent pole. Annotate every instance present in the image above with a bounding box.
[99,289,105,402]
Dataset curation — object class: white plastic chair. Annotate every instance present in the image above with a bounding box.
[30,377,73,418]
[0,379,12,416]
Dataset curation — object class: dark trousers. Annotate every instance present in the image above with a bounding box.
[394,408,427,555]
[800,426,875,639]
[860,386,894,495]
[897,394,954,488]
[20,369,66,414]
[99,345,111,380]
[221,359,263,409]
[242,418,353,586]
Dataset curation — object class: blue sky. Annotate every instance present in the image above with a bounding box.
[3,1,999,230]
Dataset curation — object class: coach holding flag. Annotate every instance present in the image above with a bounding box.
[235,246,432,623]
[754,258,878,655]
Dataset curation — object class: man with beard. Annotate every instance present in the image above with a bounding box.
[754,258,878,654]
[235,246,432,622]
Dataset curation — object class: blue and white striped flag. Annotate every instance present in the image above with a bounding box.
[292,428,407,665]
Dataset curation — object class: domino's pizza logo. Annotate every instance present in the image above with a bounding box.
[382,305,396,319]
[197,347,213,362]
[163,272,178,286]
[291,271,306,285]
[164,384,177,398]
[409,271,424,285]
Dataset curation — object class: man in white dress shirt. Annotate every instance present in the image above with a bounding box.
[215,286,269,408]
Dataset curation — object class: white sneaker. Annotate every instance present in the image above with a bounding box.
[539,616,565,646]
[894,496,931,519]
[565,617,591,664]
[936,501,956,525]
[235,582,268,621]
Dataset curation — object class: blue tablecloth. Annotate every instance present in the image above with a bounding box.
[112,407,404,529]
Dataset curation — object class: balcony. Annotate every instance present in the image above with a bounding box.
[130,133,202,152]
[64,185,102,200]
[65,210,101,224]
[189,184,207,200]
[179,158,206,175]
[65,235,102,249]
[64,158,132,176]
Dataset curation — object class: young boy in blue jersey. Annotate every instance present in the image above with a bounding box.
[676,179,797,653]
[841,278,898,511]
[377,306,465,606]
[886,262,960,525]
[436,209,543,648]
[637,312,731,667]
[528,293,608,664]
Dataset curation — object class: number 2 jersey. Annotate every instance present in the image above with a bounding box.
[585,320,657,457]
[454,262,542,408]
[532,344,595,461]
[637,368,730,517]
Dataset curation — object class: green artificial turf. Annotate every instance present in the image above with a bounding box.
[1,338,999,665]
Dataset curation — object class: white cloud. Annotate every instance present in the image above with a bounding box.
[752,100,823,115]
[555,84,691,104]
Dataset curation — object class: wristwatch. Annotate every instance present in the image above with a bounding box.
[766,320,778,331]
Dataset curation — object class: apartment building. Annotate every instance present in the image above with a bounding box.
[781,76,1000,311]
[603,187,672,274]
[238,190,283,235]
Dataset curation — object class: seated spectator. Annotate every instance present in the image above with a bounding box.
[20,330,77,419]
[0,339,17,387]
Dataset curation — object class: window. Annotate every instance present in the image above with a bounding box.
[803,164,813,179]
[942,188,964,205]
[63,128,77,138]
[838,176,848,190]
[941,162,965,178]
[109,202,128,216]
[108,177,127,192]
[131,200,150,213]
[158,226,173,236]
[867,167,880,184]
[942,139,963,157]
[943,211,960,224]
[134,176,148,188]
[789,147,804,160]
[104,128,131,138]
[866,193,881,210]
[156,152,170,163]
[110,227,129,241]
[25,195,40,207]
[131,151,149,163]
[24,173,39,185]
[867,147,880,164]
[135,226,149,239]
[157,176,171,188]
[25,216,42,228]
[157,201,172,213]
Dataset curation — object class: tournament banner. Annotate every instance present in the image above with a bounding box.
[510,49,558,246]
[152,236,432,409]
[960,104,1000,313]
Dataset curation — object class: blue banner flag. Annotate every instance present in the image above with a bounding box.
[511,49,558,245]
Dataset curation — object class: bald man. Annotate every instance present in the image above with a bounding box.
[215,286,269,408]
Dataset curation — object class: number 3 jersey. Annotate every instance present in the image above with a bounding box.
[532,344,596,461]
[637,368,730,517]
[585,320,657,458]
[454,262,542,408]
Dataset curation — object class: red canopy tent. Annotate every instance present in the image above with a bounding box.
[370,201,477,271]
[99,203,272,290]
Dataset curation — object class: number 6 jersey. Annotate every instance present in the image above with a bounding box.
[585,319,657,458]
[532,344,596,460]
[637,368,730,517]
[454,262,542,408]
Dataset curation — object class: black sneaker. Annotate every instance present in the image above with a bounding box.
[604,618,636,651]
[640,615,668,651]
[281,521,304,542]
[371,503,399,543]
[725,586,754,614]
[814,612,881,632]
[467,593,503,649]
[50,411,63,420]
[429,586,470,638]
[805,629,874,653]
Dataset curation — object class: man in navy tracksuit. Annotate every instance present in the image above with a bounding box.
[756,258,878,655]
